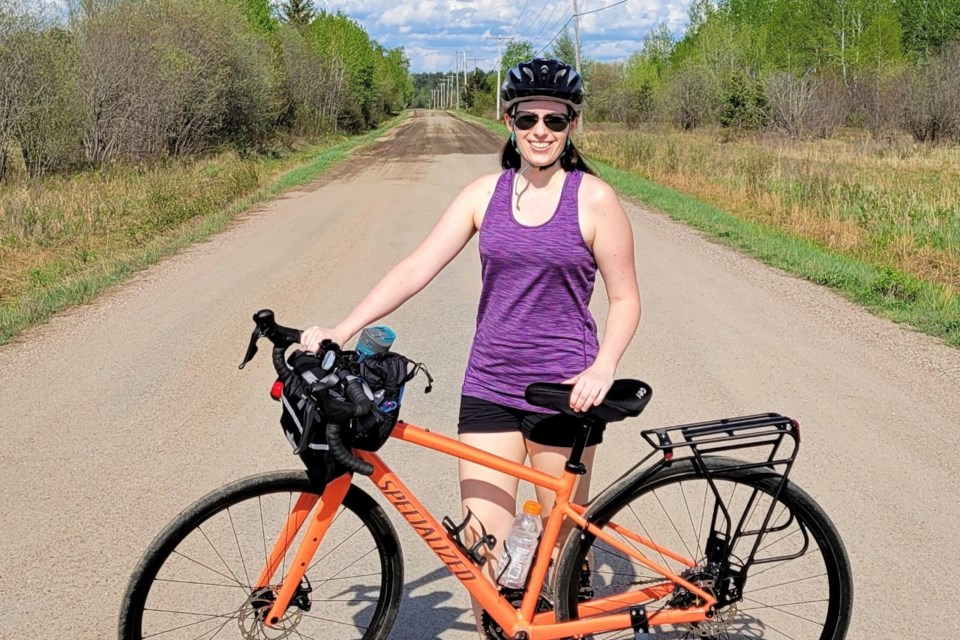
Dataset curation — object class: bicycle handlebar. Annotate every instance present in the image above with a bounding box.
[325,379,375,476]
[240,308,376,477]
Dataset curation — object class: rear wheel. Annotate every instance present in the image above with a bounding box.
[119,470,403,639]
[555,458,852,639]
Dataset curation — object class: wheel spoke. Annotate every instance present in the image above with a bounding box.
[171,550,245,588]
[140,607,239,639]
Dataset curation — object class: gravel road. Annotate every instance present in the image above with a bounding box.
[1,110,958,639]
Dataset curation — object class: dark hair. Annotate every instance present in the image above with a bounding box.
[500,138,595,175]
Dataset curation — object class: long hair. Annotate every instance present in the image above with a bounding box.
[500,137,595,175]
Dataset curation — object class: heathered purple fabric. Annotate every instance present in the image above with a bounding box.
[462,168,599,412]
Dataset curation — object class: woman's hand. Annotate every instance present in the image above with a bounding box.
[562,363,615,413]
[300,326,347,354]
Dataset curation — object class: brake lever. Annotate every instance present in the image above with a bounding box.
[238,327,261,370]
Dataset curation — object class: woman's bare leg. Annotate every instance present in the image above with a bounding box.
[526,442,598,582]
[459,430,528,639]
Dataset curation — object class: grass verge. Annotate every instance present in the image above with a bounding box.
[0,114,407,345]
[457,112,960,347]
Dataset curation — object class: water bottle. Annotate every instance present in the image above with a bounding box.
[497,500,543,589]
[355,326,396,361]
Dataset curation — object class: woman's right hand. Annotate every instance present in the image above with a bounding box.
[300,326,347,354]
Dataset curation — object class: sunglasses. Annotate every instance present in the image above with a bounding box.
[512,112,571,132]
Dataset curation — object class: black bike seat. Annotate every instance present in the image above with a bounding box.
[525,379,653,423]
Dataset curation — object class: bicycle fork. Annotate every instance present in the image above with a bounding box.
[253,473,353,628]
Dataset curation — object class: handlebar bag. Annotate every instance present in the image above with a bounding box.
[352,352,422,452]
[278,349,431,468]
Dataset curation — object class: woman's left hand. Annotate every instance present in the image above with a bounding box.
[562,364,615,413]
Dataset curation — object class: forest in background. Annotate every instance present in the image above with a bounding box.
[416,0,960,144]
[0,0,413,181]
[0,0,412,341]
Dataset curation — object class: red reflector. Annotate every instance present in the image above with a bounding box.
[664,452,673,460]
[270,381,284,400]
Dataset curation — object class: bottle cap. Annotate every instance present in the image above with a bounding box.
[522,500,542,516]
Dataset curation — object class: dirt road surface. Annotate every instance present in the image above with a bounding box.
[1,110,958,639]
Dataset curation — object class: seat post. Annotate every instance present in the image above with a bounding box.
[565,418,600,474]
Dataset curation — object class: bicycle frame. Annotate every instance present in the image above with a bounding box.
[253,421,718,640]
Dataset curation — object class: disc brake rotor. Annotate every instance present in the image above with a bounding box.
[237,586,303,640]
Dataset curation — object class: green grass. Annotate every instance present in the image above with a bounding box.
[456,112,960,347]
[0,114,407,344]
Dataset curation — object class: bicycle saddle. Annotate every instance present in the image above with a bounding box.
[525,379,653,423]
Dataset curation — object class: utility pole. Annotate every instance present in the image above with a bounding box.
[487,35,513,115]
[572,0,584,132]
[454,70,459,110]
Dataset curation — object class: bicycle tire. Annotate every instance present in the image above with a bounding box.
[119,470,403,640]
[555,457,853,640]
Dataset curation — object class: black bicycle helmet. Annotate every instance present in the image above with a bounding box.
[501,58,584,114]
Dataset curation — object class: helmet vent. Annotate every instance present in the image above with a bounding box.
[523,67,535,81]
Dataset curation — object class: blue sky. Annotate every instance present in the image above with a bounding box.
[314,0,695,72]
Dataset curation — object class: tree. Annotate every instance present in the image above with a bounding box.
[896,0,960,58]
[688,0,716,33]
[665,64,720,129]
[642,22,674,76]
[279,0,315,30]
[719,69,768,135]
[551,27,577,67]
[225,0,278,35]
[502,40,535,73]
[462,68,492,111]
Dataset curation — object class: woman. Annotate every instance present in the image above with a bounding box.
[301,58,640,635]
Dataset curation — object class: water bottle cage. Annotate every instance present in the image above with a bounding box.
[442,509,496,567]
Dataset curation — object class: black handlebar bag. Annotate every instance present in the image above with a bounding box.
[278,350,429,478]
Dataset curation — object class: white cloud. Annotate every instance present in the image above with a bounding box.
[314,0,695,71]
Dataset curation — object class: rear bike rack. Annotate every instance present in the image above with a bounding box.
[640,413,804,606]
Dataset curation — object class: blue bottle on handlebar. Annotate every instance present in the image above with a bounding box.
[356,326,396,361]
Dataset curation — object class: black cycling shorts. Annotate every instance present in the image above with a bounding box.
[458,395,605,447]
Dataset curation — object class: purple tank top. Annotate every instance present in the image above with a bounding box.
[462,168,599,412]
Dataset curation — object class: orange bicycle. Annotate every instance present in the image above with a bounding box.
[119,310,853,640]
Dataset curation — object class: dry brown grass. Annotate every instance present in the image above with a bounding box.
[580,125,960,293]
[0,146,322,306]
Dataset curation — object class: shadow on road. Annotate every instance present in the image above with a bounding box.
[390,567,478,638]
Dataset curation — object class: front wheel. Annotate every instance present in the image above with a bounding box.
[555,457,853,639]
[119,470,403,640]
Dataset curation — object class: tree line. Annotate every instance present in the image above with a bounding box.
[417,0,960,143]
[0,0,413,180]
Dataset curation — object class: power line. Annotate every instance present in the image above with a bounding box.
[533,15,574,57]
[577,0,629,18]
[518,1,559,40]
[533,0,631,57]
[509,0,534,36]
[526,2,568,44]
